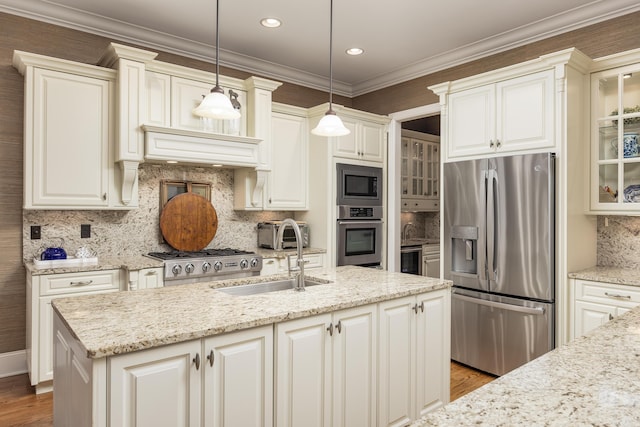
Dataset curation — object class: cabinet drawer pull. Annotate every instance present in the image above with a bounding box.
[604,292,631,299]
[193,353,200,370]
[69,280,94,286]
[207,350,214,367]
[327,323,334,336]
[145,271,157,276]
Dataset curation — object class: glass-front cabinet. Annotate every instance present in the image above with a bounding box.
[401,130,440,211]
[591,58,640,214]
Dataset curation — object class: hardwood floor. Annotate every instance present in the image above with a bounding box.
[0,363,494,425]
[450,361,496,401]
[0,374,52,426]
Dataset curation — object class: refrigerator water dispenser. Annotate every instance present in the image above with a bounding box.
[450,225,478,275]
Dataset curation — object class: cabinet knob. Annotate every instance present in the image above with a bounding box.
[336,320,342,334]
[496,139,502,148]
[102,193,107,201]
[207,350,214,367]
[193,353,200,370]
[327,323,334,336]
[609,313,614,321]
[489,140,494,148]
[413,303,419,314]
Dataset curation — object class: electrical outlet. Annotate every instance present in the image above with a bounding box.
[81,224,91,238]
[30,225,41,240]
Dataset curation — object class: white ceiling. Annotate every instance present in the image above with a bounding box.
[2,0,639,96]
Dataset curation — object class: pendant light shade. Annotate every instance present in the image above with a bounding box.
[311,0,350,137]
[312,110,350,136]
[193,0,240,120]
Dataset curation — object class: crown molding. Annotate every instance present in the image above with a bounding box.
[1,0,639,98]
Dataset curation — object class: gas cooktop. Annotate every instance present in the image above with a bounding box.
[147,248,262,285]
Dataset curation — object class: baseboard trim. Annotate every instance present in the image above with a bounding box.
[0,350,28,378]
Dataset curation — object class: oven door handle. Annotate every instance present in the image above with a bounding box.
[337,220,382,225]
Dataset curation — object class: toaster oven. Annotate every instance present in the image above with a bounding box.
[257,221,309,249]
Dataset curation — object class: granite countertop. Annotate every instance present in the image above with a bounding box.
[25,255,163,275]
[413,306,640,426]
[569,266,640,288]
[53,266,450,359]
[401,238,440,247]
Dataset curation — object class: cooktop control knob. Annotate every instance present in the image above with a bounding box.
[171,264,182,275]
[202,262,211,273]
[185,263,195,274]
[240,259,249,269]
[250,258,260,268]
[213,261,223,271]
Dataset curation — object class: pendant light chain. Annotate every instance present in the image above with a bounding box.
[215,0,220,90]
[328,0,334,112]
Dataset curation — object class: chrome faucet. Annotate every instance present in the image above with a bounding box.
[276,218,305,291]
[402,222,414,242]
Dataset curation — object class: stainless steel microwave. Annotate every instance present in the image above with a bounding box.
[336,163,383,206]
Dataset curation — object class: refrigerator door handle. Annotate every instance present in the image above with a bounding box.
[453,292,546,315]
[486,168,498,284]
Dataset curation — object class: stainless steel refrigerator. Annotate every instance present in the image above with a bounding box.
[444,152,555,376]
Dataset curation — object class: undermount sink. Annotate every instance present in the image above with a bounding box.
[217,277,331,296]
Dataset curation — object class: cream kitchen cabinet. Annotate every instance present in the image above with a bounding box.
[589,51,640,214]
[571,278,640,339]
[27,269,122,393]
[275,304,377,427]
[126,267,164,290]
[334,117,386,163]
[266,104,308,210]
[440,69,555,160]
[401,130,440,212]
[422,244,440,279]
[83,324,273,427]
[377,289,450,427]
[261,253,325,276]
[13,53,117,209]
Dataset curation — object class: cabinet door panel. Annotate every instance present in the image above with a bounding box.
[275,315,331,427]
[377,296,415,427]
[267,112,308,209]
[109,341,201,427]
[333,119,358,158]
[332,306,377,427]
[497,70,554,151]
[415,291,449,415]
[204,326,273,427]
[448,85,495,158]
[360,121,385,162]
[574,300,615,337]
[31,68,110,207]
[171,77,212,131]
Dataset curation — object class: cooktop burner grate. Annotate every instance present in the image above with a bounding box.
[148,248,255,260]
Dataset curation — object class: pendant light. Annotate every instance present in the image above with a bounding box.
[311,0,350,137]
[193,0,240,120]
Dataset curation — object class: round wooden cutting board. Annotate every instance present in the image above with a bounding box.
[159,192,218,251]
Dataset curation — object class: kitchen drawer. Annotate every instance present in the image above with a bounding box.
[287,253,325,270]
[39,269,122,296]
[401,198,439,212]
[422,244,440,255]
[261,253,325,276]
[574,279,640,306]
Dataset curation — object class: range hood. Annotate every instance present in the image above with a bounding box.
[142,125,262,168]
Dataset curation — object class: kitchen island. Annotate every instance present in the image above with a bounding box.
[413,304,640,426]
[53,266,451,426]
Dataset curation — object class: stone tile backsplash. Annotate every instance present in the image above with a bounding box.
[597,215,640,269]
[24,164,285,260]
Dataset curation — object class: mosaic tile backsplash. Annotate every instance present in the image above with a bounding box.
[23,164,287,260]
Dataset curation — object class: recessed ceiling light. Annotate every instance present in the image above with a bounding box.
[260,17,282,28]
[346,48,364,56]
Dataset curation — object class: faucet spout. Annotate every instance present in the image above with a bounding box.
[402,222,414,242]
[276,218,305,291]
